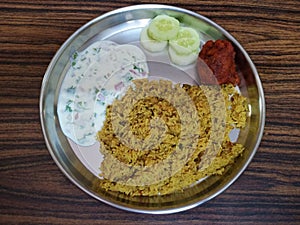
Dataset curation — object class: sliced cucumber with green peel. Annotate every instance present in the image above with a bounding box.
[169,27,200,55]
[140,14,201,66]
[140,26,168,52]
[168,45,198,66]
[148,15,180,41]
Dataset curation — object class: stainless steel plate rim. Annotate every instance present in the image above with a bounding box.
[40,4,265,214]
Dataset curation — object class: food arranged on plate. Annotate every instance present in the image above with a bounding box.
[140,15,201,66]
[198,39,240,85]
[57,41,149,146]
[96,79,248,196]
[57,14,249,196]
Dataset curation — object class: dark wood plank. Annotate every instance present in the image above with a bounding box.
[1,0,299,224]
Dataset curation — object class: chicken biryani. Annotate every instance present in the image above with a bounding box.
[96,78,248,196]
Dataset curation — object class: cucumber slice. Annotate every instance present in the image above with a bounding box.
[169,27,200,55]
[148,15,180,41]
[168,45,198,66]
[140,26,168,52]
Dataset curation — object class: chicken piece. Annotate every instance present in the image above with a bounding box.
[197,39,240,85]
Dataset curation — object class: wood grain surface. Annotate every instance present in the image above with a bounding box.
[1,0,299,224]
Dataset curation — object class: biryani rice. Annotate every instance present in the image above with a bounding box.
[96,79,248,196]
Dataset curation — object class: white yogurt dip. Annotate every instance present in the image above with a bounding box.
[57,41,149,146]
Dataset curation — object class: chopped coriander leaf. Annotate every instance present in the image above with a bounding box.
[94,87,100,94]
[93,47,101,53]
[72,52,78,60]
[133,65,144,73]
[66,86,76,94]
[65,105,72,112]
[125,76,133,82]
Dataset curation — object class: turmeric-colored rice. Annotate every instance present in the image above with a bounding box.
[96,79,248,196]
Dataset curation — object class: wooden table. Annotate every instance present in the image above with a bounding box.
[1,0,299,224]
